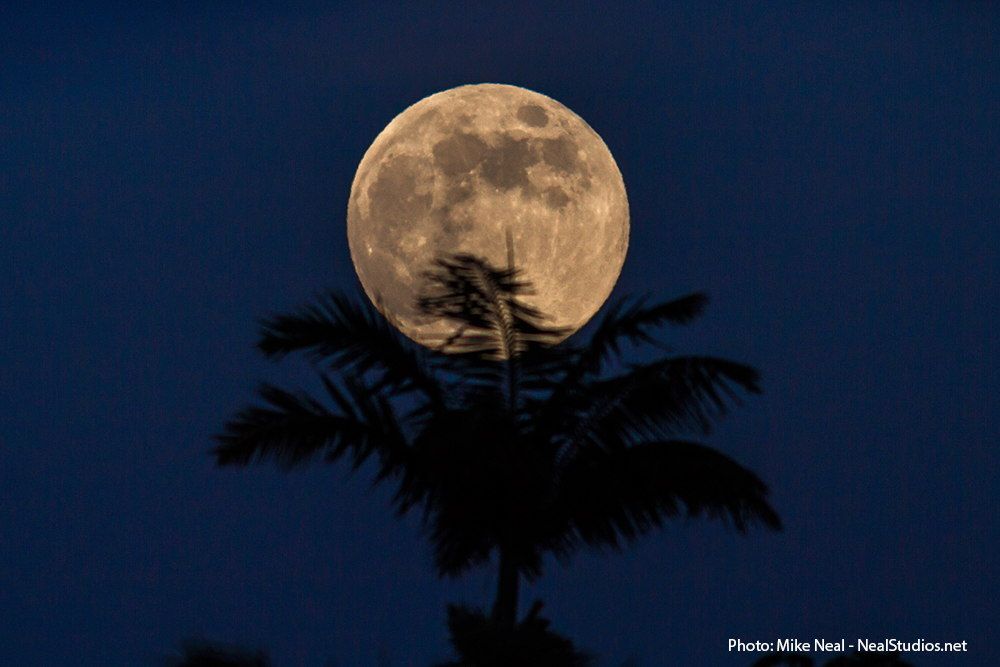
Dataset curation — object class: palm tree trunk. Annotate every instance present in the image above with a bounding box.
[492,548,520,629]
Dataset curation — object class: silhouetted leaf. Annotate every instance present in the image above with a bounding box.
[257,292,442,402]
[419,255,568,359]
[214,377,407,479]
[555,439,780,550]
[573,292,709,375]
[542,356,761,456]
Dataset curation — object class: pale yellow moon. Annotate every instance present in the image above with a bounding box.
[347,83,629,348]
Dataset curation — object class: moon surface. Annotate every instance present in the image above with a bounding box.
[347,83,629,348]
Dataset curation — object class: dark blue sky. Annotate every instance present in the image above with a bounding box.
[2,3,996,665]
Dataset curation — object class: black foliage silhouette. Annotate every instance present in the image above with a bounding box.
[437,602,590,667]
[752,651,914,667]
[216,253,780,649]
[165,640,269,666]
[825,652,914,666]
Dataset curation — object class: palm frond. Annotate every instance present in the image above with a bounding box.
[257,292,443,402]
[554,439,780,551]
[529,293,710,443]
[573,292,708,376]
[563,356,761,450]
[418,255,568,358]
[418,254,571,419]
[213,376,408,478]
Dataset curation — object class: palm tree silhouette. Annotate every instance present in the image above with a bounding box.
[215,254,780,649]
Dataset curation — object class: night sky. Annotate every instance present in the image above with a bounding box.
[2,3,997,665]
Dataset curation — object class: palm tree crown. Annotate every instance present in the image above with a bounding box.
[215,254,780,630]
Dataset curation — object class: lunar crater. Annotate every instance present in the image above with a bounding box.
[517,104,549,127]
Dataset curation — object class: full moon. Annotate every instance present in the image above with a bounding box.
[347,83,629,348]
